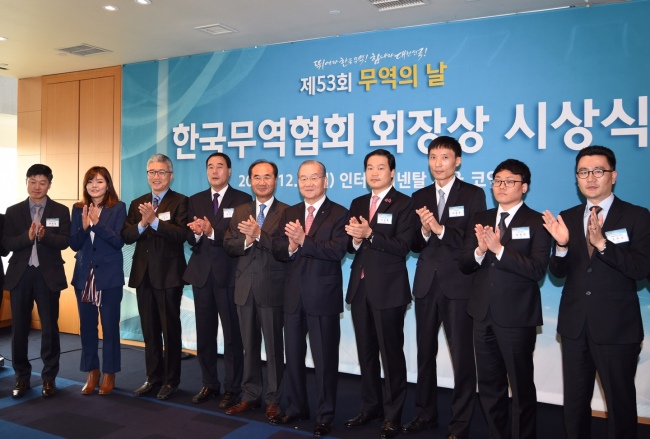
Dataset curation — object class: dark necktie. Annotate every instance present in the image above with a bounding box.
[587,205,603,257]
[213,193,220,216]
[152,196,159,211]
[499,212,510,242]
[257,203,266,228]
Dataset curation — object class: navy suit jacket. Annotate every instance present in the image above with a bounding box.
[550,197,650,344]
[223,199,288,307]
[2,197,71,292]
[272,197,349,316]
[346,187,414,310]
[0,214,8,288]
[183,186,252,288]
[122,189,189,290]
[411,179,487,300]
[70,202,126,291]
[459,203,551,327]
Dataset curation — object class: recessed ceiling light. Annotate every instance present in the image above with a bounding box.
[329,10,341,15]
[0,36,7,41]
[135,0,152,4]
[103,5,119,11]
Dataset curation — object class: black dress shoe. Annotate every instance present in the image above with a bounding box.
[344,412,383,428]
[314,422,332,437]
[269,412,311,425]
[156,384,178,400]
[401,416,438,434]
[218,391,239,409]
[192,387,219,404]
[380,420,399,438]
[12,381,30,398]
[41,380,56,398]
[133,381,162,397]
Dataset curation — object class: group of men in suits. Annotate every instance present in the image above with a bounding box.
[1,142,648,439]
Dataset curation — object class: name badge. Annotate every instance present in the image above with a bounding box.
[377,213,393,224]
[605,228,629,244]
[45,218,59,227]
[511,227,530,239]
[158,211,171,221]
[223,208,234,218]
[448,206,465,218]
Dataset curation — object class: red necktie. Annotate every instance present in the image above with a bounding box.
[369,195,379,222]
[305,206,315,234]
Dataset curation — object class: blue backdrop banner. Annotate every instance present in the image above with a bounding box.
[120,2,650,414]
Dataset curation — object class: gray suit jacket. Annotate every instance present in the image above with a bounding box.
[223,199,288,307]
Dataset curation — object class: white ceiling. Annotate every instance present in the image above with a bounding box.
[0,0,618,79]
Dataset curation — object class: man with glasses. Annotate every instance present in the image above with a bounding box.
[460,159,551,439]
[542,145,650,439]
[223,160,287,419]
[183,152,252,407]
[122,153,188,400]
[271,160,349,437]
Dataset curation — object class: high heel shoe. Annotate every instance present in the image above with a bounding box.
[99,373,115,395]
[81,369,100,395]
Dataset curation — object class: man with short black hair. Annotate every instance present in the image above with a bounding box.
[543,145,650,439]
[404,136,486,439]
[460,159,551,439]
[184,152,252,408]
[3,164,70,398]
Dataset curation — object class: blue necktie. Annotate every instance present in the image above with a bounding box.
[257,203,266,228]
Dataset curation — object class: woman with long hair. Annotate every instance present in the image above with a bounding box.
[70,166,126,395]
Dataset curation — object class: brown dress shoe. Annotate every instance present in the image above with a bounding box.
[42,380,57,398]
[82,369,101,395]
[99,373,115,395]
[266,403,281,420]
[218,391,239,409]
[226,400,262,415]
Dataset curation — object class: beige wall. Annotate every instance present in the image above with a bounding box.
[9,66,122,334]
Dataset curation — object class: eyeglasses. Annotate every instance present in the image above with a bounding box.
[147,170,171,177]
[252,175,275,183]
[298,175,325,184]
[491,179,523,188]
[576,169,614,179]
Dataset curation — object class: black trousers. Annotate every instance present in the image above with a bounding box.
[10,266,61,382]
[136,272,182,386]
[193,271,243,393]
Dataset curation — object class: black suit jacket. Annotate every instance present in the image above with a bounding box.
[550,197,650,344]
[411,179,487,299]
[223,198,288,307]
[459,203,551,327]
[2,197,71,292]
[272,197,349,316]
[183,186,252,288]
[346,188,414,309]
[0,214,9,289]
[122,189,189,290]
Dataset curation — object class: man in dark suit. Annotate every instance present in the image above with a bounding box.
[183,152,252,408]
[542,145,650,439]
[404,136,486,439]
[343,149,415,439]
[270,160,349,437]
[0,213,6,367]
[459,159,551,439]
[223,159,287,420]
[2,164,70,398]
[122,153,188,400]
